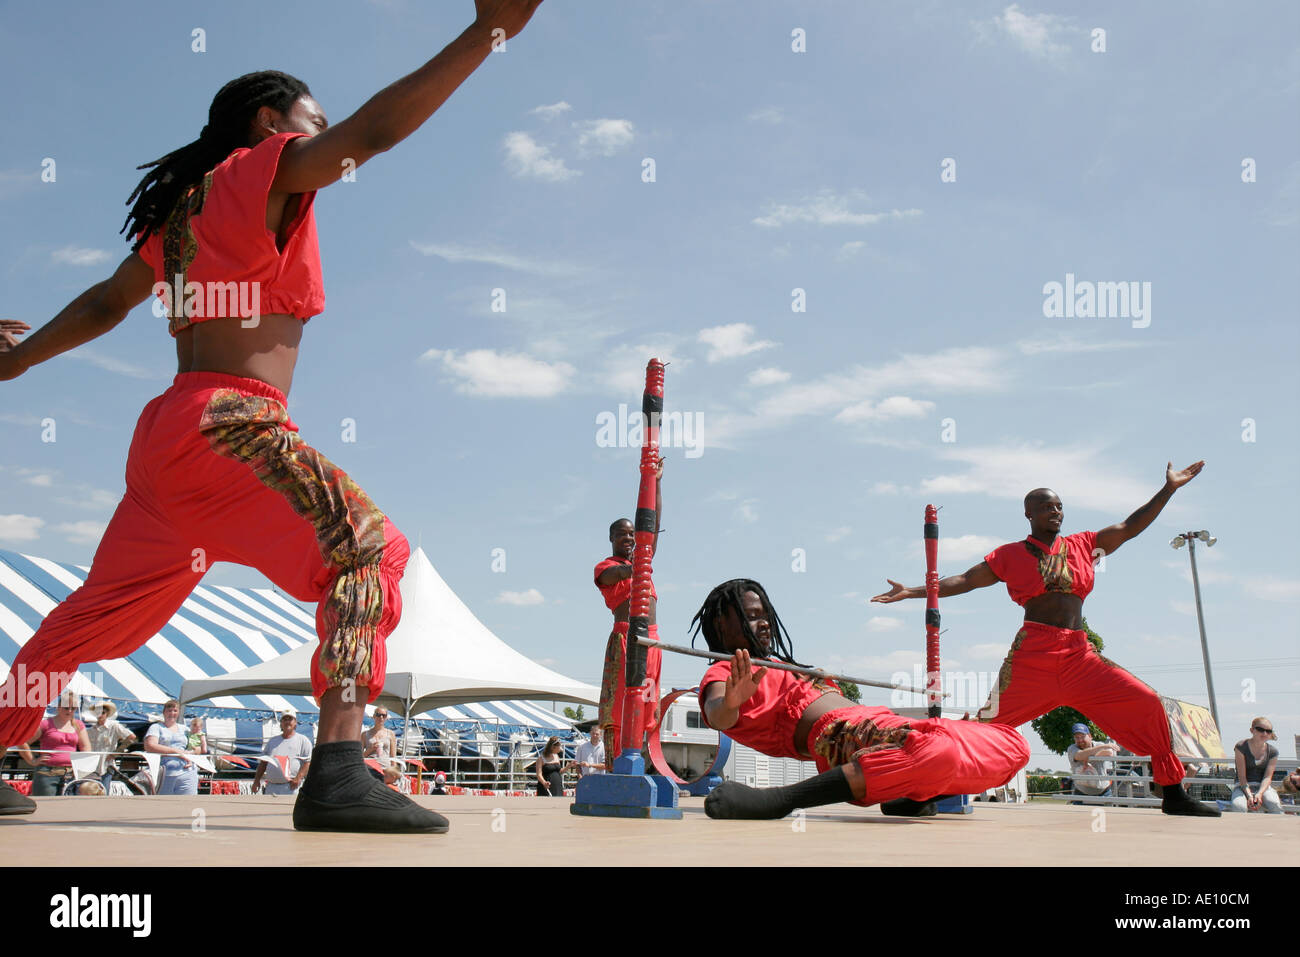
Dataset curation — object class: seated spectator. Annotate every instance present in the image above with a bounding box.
[1066,722,1115,802]
[17,692,90,796]
[1229,717,1281,813]
[362,707,397,769]
[86,701,137,788]
[146,700,199,795]
[252,711,312,795]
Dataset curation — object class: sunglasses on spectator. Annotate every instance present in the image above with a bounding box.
[1252,725,1272,733]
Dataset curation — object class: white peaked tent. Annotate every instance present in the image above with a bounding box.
[180,548,598,717]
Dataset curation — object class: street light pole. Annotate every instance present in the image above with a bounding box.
[1172,530,1220,732]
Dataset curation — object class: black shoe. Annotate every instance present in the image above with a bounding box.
[293,782,450,833]
[881,797,938,817]
[0,779,37,816]
[1160,783,1220,818]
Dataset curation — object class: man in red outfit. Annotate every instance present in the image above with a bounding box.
[873,461,1219,817]
[692,580,1029,820]
[0,0,546,829]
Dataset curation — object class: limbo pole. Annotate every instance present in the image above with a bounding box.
[618,358,665,763]
[639,639,939,697]
[924,504,941,718]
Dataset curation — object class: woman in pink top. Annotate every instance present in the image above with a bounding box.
[17,693,90,797]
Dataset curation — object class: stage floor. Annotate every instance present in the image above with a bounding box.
[3,795,1288,866]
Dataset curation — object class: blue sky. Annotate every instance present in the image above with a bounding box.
[2,1,1297,770]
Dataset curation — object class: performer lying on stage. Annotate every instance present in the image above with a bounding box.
[594,457,663,769]
[0,0,545,828]
[693,580,1030,820]
[872,462,1219,817]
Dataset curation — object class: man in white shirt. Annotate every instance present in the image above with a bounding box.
[574,727,605,777]
[252,712,313,795]
[1067,722,1115,800]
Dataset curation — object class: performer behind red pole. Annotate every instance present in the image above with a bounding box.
[924,505,941,718]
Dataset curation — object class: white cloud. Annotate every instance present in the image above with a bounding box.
[870,481,901,495]
[54,520,107,545]
[1246,577,1300,602]
[966,642,1013,661]
[0,514,44,543]
[747,106,785,125]
[1017,335,1150,356]
[602,340,688,395]
[835,395,935,424]
[823,649,926,676]
[62,349,153,380]
[530,101,573,120]
[753,190,922,228]
[503,132,579,182]
[51,246,111,266]
[698,323,776,363]
[576,118,635,157]
[736,499,759,523]
[825,526,851,543]
[496,589,545,606]
[748,367,791,386]
[866,616,903,632]
[421,348,574,398]
[924,534,1004,564]
[986,4,1072,60]
[409,241,582,278]
[836,240,867,260]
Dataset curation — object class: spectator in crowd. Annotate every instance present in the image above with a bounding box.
[534,736,566,797]
[252,711,313,795]
[1067,722,1115,802]
[574,726,605,778]
[146,700,199,795]
[430,771,449,795]
[86,701,136,787]
[17,693,90,796]
[1229,717,1281,813]
[1278,769,1299,805]
[186,716,208,754]
[362,707,397,770]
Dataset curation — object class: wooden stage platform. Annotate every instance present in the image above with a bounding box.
[3,794,1289,867]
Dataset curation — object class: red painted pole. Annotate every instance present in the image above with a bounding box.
[924,504,941,718]
[619,358,664,759]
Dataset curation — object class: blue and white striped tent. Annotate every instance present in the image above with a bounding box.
[0,548,321,715]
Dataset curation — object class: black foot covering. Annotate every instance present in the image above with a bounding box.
[294,741,448,833]
[705,781,797,820]
[704,767,855,820]
[1160,783,1220,818]
[881,797,938,817]
[0,779,37,815]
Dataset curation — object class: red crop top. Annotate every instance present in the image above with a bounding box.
[984,530,1099,606]
[698,660,838,759]
[593,557,657,611]
[137,131,325,335]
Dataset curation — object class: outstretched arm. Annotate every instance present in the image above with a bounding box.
[701,650,767,731]
[1095,461,1203,557]
[271,0,546,195]
[871,561,1000,604]
[652,456,664,557]
[0,254,155,381]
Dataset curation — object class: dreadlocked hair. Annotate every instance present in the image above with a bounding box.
[121,70,311,248]
[688,579,802,666]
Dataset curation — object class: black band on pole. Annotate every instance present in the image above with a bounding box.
[634,507,657,533]
[925,609,941,629]
[625,617,649,686]
[642,395,663,417]
[924,522,938,540]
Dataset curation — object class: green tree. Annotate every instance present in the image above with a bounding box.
[562,705,585,722]
[838,680,861,703]
[1029,618,1110,754]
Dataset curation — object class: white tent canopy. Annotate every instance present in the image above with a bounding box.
[180,548,598,717]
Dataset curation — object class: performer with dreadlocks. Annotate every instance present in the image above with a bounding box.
[594,457,664,770]
[0,0,545,827]
[872,463,1220,817]
[692,580,1030,820]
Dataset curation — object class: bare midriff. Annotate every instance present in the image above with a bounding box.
[791,691,855,758]
[175,313,303,397]
[1022,592,1085,631]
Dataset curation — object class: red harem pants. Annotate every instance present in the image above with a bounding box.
[809,705,1029,806]
[599,621,661,757]
[975,622,1184,786]
[0,373,408,749]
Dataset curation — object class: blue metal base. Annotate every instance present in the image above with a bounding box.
[935,793,973,814]
[685,773,722,797]
[570,758,683,820]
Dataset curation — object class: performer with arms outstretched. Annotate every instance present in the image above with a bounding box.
[695,579,1029,820]
[873,462,1219,817]
[0,0,546,830]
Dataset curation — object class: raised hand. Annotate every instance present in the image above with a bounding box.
[0,320,30,381]
[473,0,545,41]
[1166,460,1204,489]
[722,649,766,709]
[871,580,911,604]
